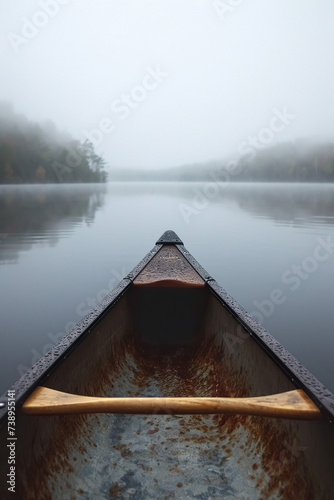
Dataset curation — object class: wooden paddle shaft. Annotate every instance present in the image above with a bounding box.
[22,387,322,420]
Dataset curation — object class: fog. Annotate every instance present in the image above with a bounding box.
[2,0,334,169]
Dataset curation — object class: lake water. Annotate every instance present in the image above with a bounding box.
[1,182,334,396]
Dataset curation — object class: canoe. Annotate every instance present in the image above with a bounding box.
[0,230,334,499]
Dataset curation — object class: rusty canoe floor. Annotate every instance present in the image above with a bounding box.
[28,334,314,500]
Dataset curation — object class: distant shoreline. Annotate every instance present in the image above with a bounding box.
[1,179,334,186]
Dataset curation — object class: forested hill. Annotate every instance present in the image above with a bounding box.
[109,140,334,183]
[236,140,334,182]
[0,102,107,184]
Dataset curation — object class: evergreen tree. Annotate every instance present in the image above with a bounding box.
[0,102,108,184]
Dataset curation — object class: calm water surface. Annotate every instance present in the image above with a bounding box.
[1,182,334,395]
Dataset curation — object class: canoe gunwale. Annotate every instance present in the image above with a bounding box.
[1,230,334,424]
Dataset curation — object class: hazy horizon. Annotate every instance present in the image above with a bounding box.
[2,0,334,169]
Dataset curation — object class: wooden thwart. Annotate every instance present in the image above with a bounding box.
[22,387,322,420]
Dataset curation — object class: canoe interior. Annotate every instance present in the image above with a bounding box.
[1,282,334,499]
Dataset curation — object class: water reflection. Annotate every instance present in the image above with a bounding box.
[1,183,334,265]
[0,184,107,263]
[220,183,334,229]
[108,182,334,229]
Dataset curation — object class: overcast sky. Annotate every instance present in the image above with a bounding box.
[1,0,334,169]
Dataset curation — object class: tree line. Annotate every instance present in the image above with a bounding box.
[236,140,334,182]
[0,102,107,184]
[109,140,334,183]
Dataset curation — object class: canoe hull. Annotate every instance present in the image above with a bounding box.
[0,232,333,499]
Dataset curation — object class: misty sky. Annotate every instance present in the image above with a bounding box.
[1,0,334,169]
